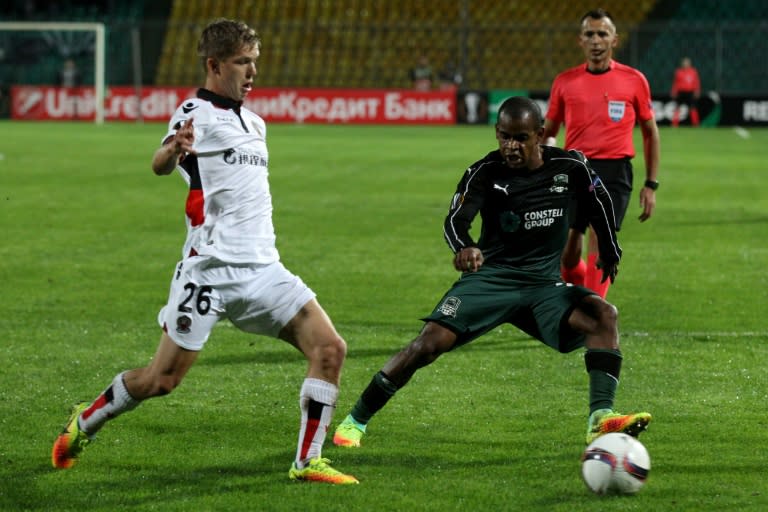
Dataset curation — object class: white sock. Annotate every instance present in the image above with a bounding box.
[79,372,139,435]
[295,378,338,468]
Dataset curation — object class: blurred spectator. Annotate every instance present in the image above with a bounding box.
[670,57,701,127]
[57,58,81,88]
[410,54,433,91]
[438,61,462,91]
[57,58,81,118]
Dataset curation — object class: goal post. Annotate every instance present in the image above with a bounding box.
[0,21,105,124]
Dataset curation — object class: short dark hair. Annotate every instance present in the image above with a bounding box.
[497,96,543,129]
[581,8,614,25]
[197,18,261,71]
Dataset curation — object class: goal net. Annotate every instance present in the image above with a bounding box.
[0,21,105,123]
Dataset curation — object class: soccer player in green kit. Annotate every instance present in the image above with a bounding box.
[334,96,650,450]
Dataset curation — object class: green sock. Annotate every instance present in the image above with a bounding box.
[588,369,618,413]
[343,414,368,432]
[585,349,622,414]
[349,371,398,425]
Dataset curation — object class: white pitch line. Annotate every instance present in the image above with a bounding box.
[626,331,767,338]
[733,126,750,139]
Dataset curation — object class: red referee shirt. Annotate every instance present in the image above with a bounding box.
[671,67,701,95]
[546,60,655,160]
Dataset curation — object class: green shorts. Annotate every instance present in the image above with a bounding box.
[422,265,595,353]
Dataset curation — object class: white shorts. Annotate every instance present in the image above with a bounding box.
[157,256,316,351]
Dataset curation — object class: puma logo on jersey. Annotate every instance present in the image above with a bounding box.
[493,183,510,195]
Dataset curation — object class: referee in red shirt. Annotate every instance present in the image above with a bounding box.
[671,56,701,127]
[543,8,661,299]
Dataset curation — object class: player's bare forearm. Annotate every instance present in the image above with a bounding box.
[542,119,559,146]
[641,119,660,183]
[639,118,660,221]
[152,118,196,175]
[151,143,183,175]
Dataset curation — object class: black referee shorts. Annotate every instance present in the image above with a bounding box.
[675,91,697,109]
[570,158,633,233]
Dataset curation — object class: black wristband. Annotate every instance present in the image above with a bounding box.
[644,179,659,190]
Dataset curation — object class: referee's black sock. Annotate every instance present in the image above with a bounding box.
[349,371,399,425]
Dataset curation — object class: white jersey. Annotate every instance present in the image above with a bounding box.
[162,89,279,264]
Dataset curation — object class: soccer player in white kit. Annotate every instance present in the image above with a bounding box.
[51,18,358,484]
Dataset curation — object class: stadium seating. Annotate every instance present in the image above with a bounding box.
[154,0,658,90]
[6,0,764,94]
[636,0,768,94]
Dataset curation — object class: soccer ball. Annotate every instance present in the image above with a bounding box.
[581,433,651,495]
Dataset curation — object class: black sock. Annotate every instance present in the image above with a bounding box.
[349,371,399,424]
[585,349,622,414]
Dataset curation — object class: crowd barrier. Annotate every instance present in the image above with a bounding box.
[10,85,768,126]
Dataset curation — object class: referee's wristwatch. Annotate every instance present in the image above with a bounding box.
[644,179,659,191]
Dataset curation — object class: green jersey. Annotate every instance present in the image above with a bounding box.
[443,146,621,282]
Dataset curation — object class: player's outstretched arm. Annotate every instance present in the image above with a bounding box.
[152,118,196,175]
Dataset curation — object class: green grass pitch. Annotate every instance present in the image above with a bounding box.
[1,120,766,511]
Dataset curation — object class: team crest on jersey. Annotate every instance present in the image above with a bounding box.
[608,101,626,122]
[438,296,461,317]
[176,315,192,334]
[549,174,569,193]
